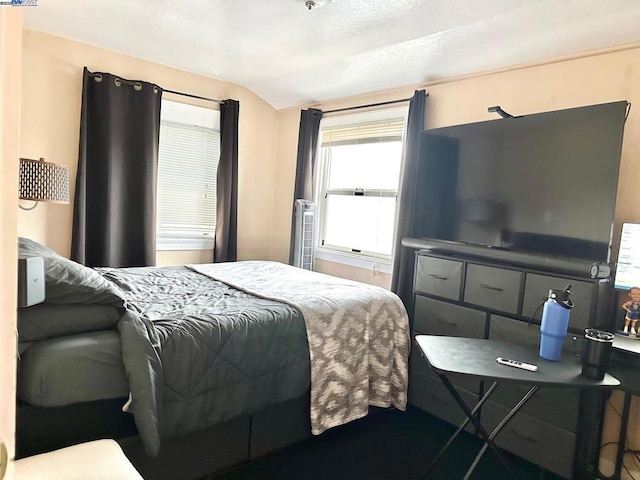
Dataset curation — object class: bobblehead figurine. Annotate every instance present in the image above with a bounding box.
[622,286,640,335]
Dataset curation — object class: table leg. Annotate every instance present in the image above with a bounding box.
[422,375,519,480]
[421,380,499,478]
[462,385,539,480]
[613,392,632,479]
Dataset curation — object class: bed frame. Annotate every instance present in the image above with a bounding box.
[18,395,312,480]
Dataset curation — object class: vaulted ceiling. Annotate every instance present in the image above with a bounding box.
[22,0,640,109]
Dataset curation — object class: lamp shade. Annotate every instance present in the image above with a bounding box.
[19,157,70,204]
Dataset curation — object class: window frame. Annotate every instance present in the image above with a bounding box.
[315,106,408,270]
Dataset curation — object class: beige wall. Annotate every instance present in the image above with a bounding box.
[314,259,391,289]
[156,249,213,267]
[0,9,22,478]
[18,30,280,264]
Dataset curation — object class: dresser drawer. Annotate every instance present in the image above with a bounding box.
[482,400,575,479]
[415,255,463,300]
[522,273,594,331]
[408,368,476,432]
[488,315,578,431]
[414,295,486,339]
[488,383,579,432]
[488,314,573,353]
[463,264,522,314]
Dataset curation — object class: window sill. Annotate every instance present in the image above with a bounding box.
[157,237,214,251]
[315,248,392,275]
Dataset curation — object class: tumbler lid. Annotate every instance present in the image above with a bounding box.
[584,329,614,342]
[548,284,574,309]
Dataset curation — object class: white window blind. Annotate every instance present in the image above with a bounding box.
[157,100,220,250]
[321,118,405,146]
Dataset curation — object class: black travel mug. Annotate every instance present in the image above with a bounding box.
[574,329,614,380]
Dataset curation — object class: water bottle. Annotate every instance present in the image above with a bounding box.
[539,284,574,361]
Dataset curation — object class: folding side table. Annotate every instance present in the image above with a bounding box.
[415,335,620,480]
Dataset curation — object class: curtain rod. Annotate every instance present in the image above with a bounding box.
[323,97,413,115]
[161,88,225,105]
[86,71,224,105]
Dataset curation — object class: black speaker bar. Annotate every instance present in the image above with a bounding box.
[401,237,612,279]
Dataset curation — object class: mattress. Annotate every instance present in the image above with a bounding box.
[18,330,129,407]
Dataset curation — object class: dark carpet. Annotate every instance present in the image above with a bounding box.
[205,406,563,480]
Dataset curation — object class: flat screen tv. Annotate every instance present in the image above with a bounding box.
[416,101,628,263]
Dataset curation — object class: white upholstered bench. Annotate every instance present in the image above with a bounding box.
[14,439,143,480]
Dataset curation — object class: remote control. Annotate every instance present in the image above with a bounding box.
[496,357,538,372]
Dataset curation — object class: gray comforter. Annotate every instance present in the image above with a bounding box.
[98,265,310,456]
[191,262,410,437]
[109,262,409,456]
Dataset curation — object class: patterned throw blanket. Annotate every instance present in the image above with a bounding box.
[190,261,410,434]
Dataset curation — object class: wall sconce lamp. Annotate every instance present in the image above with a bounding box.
[19,157,70,211]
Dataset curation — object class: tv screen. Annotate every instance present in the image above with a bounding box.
[417,101,628,262]
[614,223,640,290]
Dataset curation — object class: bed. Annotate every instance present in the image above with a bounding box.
[16,237,410,478]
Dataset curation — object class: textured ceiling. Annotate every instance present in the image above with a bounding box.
[22,0,640,109]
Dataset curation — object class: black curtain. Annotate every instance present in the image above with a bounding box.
[288,108,323,264]
[391,89,427,316]
[214,99,239,263]
[71,68,162,267]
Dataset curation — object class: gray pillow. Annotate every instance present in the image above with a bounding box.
[18,303,121,342]
[18,237,124,306]
[17,237,58,257]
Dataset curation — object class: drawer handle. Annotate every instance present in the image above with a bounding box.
[510,429,537,443]
[437,317,457,327]
[429,274,449,281]
[480,283,504,292]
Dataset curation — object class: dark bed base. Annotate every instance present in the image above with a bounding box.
[17,395,312,480]
[16,397,138,458]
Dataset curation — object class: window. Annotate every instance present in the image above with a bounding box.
[156,100,220,251]
[316,107,407,269]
